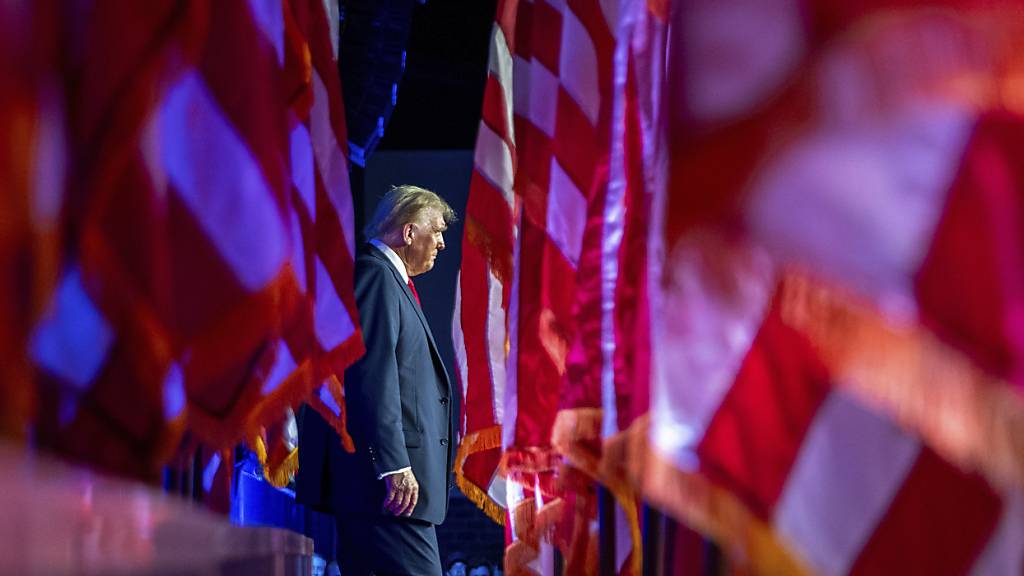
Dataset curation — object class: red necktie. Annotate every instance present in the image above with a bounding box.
[407,278,421,307]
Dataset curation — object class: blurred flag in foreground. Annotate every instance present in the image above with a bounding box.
[643,1,1024,573]
[1,0,362,489]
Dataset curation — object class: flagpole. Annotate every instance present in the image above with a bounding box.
[641,503,663,576]
[704,539,722,576]
[599,484,616,576]
[662,514,677,574]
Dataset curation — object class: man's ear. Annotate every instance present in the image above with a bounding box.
[402,222,415,245]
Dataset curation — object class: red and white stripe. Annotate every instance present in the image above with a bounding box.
[456,2,619,570]
[452,0,519,522]
[268,0,363,448]
[647,254,1024,573]
[500,0,615,475]
[18,0,362,477]
[647,3,1024,570]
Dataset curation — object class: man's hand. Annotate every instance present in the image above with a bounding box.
[382,469,419,516]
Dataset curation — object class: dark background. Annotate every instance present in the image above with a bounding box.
[378,0,497,151]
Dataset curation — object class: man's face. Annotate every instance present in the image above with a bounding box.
[447,561,467,576]
[404,207,447,277]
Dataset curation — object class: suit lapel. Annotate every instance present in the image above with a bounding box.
[366,246,451,393]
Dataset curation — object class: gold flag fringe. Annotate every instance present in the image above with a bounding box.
[505,493,566,576]
[246,335,363,488]
[501,438,569,576]
[780,273,1024,491]
[552,407,643,576]
[551,408,603,476]
[454,470,506,525]
[501,446,562,477]
[606,416,813,576]
[505,541,541,576]
[453,424,506,524]
[506,497,541,576]
[535,496,565,537]
[266,447,299,489]
[251,433,300,489]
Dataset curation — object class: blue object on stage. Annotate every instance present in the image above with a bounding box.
[231,452,338,563]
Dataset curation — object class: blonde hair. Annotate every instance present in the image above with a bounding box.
[365,184,456,239]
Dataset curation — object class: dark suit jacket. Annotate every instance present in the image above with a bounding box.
[297,244,455,525]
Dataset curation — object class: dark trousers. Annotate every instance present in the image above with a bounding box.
[335,513,442,576]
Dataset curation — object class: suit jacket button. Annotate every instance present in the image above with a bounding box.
[440,397,449,406]
[440,438,449,446]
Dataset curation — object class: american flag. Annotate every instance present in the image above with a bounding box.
[4,0,362,483]
[552,0,669,573]
[454,0,620,571]
[499,0,617,509]
[643,0,1024,573]
[452,0,517,525]
[247,0,365,485]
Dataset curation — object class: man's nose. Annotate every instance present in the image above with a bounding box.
[437,234,445,250]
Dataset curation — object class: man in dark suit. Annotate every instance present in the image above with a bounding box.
[298,184,457,575]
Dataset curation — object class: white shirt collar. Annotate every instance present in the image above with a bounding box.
[369,239,409,283]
